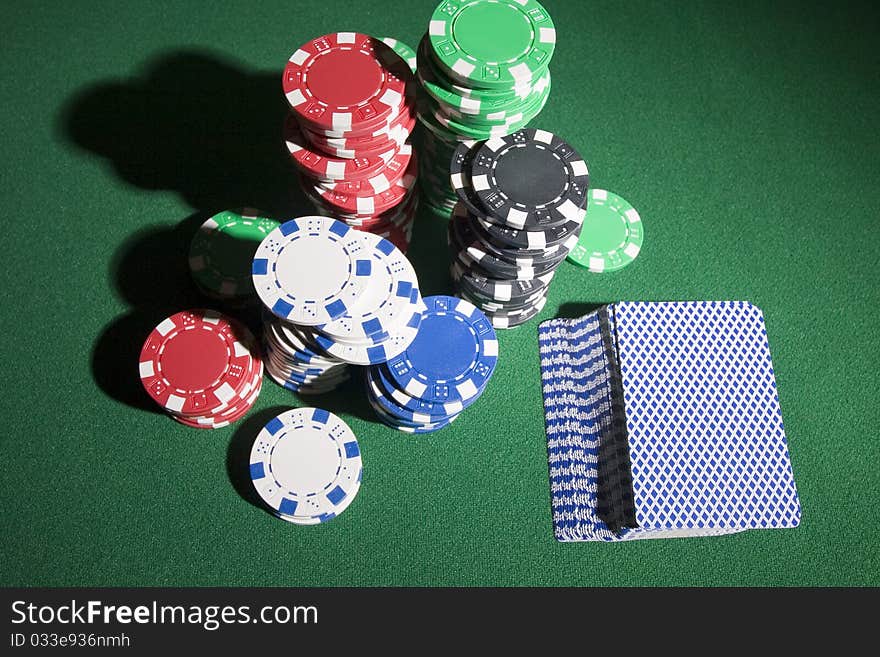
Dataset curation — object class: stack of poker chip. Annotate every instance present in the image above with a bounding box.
[250,408,362,524]
[413,0,556,213]
[282,32,419,253]
[448,128,590,328]
[138,309,263,429]
[188,209,281,305]
[365,295,498,434]
[252,216,424,395]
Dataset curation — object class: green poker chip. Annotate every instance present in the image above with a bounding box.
[428,82,550,139]
[429,0,556,90]
[434,74,551,128]
[380,37,417,73]
[417,34,545,117]
[189,209,280,298]
[568,190,644,273]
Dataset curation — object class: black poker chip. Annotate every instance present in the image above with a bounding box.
[469,128,590,230]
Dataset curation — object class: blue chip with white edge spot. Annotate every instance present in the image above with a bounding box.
[384,295,499,403]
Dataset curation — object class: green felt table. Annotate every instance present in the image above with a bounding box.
[2,0,878,587]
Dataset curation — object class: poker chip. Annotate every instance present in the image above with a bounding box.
[138,309,262,427]
[567,189,644,273]
[304,114,414,159]
[284,115,399,182]
[385,295,498,403]
[428,0,556,90]
[474,211,583,251]
[371,364,475,420]
[483,294,548,329]
[363,295,497,433]
[281,33,420,246]
[252,221,423,397]
[381,37,417,73]
[252,216,371,326]
[449,203,572,267]
[317,230,421,342]
[443,124,588,326]
[283,33,409,132]
[311,148,417,217]
[470,128,589,230]
[189,209,280,303]
[250,408,362,523]
[426,81,552,140]
[451,260,554,303]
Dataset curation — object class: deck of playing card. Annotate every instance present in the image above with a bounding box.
[539,301,801,542]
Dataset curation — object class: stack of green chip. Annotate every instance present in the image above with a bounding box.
[414,0,557,213]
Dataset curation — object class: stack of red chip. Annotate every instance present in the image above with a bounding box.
[282,32,419,252]
[138,309,263,429]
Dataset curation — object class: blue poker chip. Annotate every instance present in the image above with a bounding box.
[385,295,499,403]
[249,408,362,521]
[370,365,476,420]
[365,369,460,426]
[367,395,455,434]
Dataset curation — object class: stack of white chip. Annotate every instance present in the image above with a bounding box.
[251,216,424,395]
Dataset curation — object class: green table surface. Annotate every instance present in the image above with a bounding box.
[2,0,878,587]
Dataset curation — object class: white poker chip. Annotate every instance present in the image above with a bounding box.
[252,216,371,326]
[249,408,362,521]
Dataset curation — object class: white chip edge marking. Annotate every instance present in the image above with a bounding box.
[404,379,428,398]
[506,208,527,229]
[570,159,589,177]
[452,59,476,78]
[539,28,556,44]
[285,89,306,107]
[471,174,490,192]
[533,129,553,144]
[456,379,479,399]
[289,49,309,65]
[166,394,185,413]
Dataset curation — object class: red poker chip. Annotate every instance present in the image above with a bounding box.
[302,108,416,158]
[303,124,407,161]
[139,310,259,417]
[302,80,418,139]
[284,115,400,182]
[172,382,261,429]
[307,103,416,146]
[282,33,411,132]
[315,144,414,197]
[336,186,419,225]
[350,200,417,251]
[303,179,419,227]
[171,361,264,429]
[314,151,417,216]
